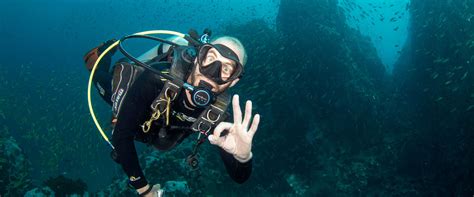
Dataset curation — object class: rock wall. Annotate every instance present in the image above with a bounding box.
[392,0,474,195]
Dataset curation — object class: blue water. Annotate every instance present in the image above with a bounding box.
[2,0,473,196]
[338,0,410,73]
[0,0,279,68]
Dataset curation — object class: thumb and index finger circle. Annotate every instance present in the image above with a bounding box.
[209,122,233,145]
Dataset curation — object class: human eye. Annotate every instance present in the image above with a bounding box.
[203,55,215,66]
[207,56,215,62]
[223,64,233,74]
[223,66,230,73]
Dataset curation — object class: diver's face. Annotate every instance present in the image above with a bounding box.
[201,48,237,82]
[188,48,237,93]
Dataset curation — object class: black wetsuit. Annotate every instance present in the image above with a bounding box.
[92,57,252,189]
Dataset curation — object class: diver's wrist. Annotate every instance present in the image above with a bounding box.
[234,152,252,163]
[137,184,151,196]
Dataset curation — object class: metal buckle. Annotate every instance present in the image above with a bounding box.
[206,110,221,123]
[197,122,211,135]
[164,87,177,101]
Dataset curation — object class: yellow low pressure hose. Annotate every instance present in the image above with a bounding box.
[87,30,185,149]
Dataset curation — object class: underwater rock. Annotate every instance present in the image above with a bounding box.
[0,134,32,195]
[163,180,191,195]
[98,138,212,195]
[305,122,324,146]
[392,0,474,195]
[285,174,309,195]
[43,175,88,196]
[218,0,392,195]
[275,0,387,148]
[24,186,55,197]
[95,178,135,196]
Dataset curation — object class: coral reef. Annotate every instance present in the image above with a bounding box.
[24,187,55,197]
[163,180,190,195]
[0,131,32,195]
[43,175,88,196]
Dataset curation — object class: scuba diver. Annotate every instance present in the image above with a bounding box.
[83,29,260,196]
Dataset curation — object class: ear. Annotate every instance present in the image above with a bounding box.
[229,78,240,87]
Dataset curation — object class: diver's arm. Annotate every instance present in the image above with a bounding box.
[112,126,148,189]
[219,147,253,183]
[217,114,253,183]
[208,95,260,184]
[112,70,163,190]
[112,86,149,189]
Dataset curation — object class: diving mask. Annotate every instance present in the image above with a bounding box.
[197,44,243,85]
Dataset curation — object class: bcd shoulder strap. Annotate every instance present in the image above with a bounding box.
[142,46,195,133]
[191,92,230,135]
[144,45,231,136]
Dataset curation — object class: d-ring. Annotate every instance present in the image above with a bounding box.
[198,122,211,134]
[206,110,220,123]
[165,87,177,101]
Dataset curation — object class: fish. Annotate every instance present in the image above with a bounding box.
[467,105,474,111]
[460,71,468,80]
[433,57,449,64]
[447,72,455,78]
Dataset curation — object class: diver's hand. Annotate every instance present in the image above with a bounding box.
[84,39,118,71]
[97,39,118,54]
[208,94,261,163]
[138,184,163,197]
